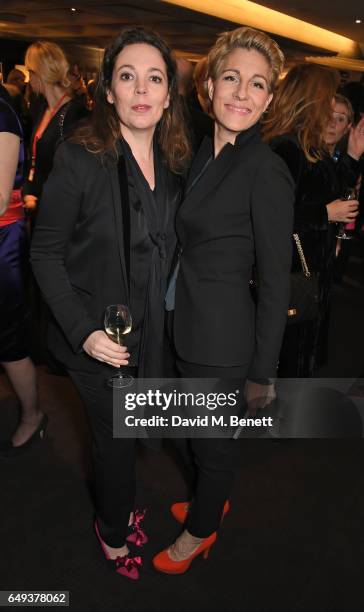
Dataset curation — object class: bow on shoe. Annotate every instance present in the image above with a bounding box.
[127,508,148,547]
[116,555,142,571]
[134,508,147,524]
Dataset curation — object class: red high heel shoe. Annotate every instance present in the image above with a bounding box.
[153,532,217,574]
[94,521,142,580]
[171,500,230,524]
[126,508,148,547]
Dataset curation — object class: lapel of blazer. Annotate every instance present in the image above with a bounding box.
[184,136,213,197]
[183,135,235,208]
[107,157,130,302]
[184,123,262,205]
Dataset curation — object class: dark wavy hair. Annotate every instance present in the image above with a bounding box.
[70,27,191,173]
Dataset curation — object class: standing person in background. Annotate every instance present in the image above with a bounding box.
[340,82,364,283]
[23,41,88,217]
[261,64,364,376]
[323,94,357,284]
[0,92,45,457]
[5,68,26,95]
[324,94,354,160]
[30,27,189,580]
[153,26,294,575]
[4,68,26,117]
[68,61,87,104]
[23,41,88,367]
[5,68,32,148]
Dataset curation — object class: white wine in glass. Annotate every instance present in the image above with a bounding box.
[104,304,133,388]
[336,187,358,240]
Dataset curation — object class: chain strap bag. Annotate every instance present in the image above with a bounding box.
[287,233,320,324]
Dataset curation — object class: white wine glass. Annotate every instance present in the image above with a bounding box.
[336,187,358,240]
[104,304,133,388]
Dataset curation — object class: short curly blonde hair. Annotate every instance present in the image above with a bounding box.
[25,41,70,89]
[206,26,285,93]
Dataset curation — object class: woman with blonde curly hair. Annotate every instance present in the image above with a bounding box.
[153,26,294,574]
[23,41,87,214]
[261,63,364,376]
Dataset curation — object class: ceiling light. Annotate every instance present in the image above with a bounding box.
[163,0,358,57]
[355,19,362,24]
[71,7,76,11]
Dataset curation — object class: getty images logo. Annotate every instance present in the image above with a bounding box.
[123,389,240,411]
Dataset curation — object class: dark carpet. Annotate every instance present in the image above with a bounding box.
[1,249,364,612]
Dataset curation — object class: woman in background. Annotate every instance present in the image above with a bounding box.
[324,93,354,159]
[323,94,357,284]
[261,64,364,376]
[0,91,44,456]
[23,41,89,367]
[23,41,88,215]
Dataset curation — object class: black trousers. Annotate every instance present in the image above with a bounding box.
[174,358,248,538]
[69,367,137,548]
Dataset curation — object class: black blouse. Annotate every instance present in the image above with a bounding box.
[119,138,175,374]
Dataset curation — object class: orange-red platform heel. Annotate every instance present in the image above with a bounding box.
[152,532,217,574]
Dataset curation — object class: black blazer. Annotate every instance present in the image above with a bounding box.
[30,141,180,374]
[173,124,294,378]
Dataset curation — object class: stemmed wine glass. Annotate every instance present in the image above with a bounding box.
[336,187,358,240]
[104,304,133,388]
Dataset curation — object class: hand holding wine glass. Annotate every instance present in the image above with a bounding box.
[334,187,359,240]
[82,330,130,367]
[104,304,134,388]
[326,194,359,224]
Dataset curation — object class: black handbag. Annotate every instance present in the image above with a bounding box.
[287,233,320,325]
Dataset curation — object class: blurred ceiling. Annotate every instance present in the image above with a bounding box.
[256,1,363,42]
[0,0,363,63]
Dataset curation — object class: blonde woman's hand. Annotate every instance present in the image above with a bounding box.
[83,330,130,367]
[244,380,276,416]
[326,198,359,223]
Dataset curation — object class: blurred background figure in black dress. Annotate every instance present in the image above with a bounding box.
[0,90,46,457]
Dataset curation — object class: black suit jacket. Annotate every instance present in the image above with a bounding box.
[30,141,180,374]
[173,124,294,378]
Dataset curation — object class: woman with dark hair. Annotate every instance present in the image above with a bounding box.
[30,27,190,579]
[261,63,364,376]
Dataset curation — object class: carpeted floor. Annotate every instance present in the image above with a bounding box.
[1,251,364,612]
